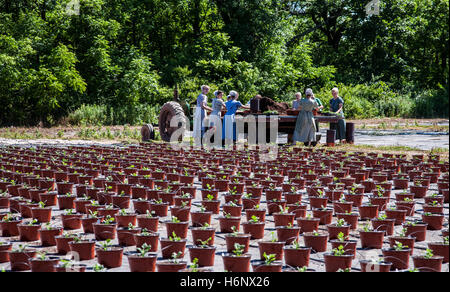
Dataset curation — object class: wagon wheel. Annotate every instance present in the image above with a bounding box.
[141,124,155,142]
[158,102,187,142]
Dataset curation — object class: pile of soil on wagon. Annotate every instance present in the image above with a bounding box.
[253,96,290,114]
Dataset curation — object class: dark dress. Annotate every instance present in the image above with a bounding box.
[330,97,346,141]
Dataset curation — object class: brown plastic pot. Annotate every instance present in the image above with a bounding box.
[403,223,428,242]
[132,200,151,215]
[276,226,300,244]
[137,215,159,232]
[309,197,328,209]
[330,240,357,259]
[39,227,63,246]
[0,218,22,237]
[258,241,285,261]
[170,206,191,222]
[218,216,241,233]
[18,223,41,241]
[273,213,295,227]
[55,264,87,272]
[422,214,444,230]
[30,257,59,272]
[359,230,384,249]
[68,240,96,260]
[245,209,266,222]
[327,224,351,240]
[324,253,353,272]
[156,260,187,272]
[134,232,160,251]
[191,228,216,246]
[96,247,123,269]
[412,256,444,272]
[81,216,101,234]
[242,222,265,240]
[222,254,251,272]
[55,235,76,255]
[283,246,311,268]
[166,221,189,239]
[252,261,283,272]
[335,213,359,230]
[9,250,37,271]
[297,218,320,234]
[385,209,407,225]
[61,213,83,230]
[371,218,395,236]
[358,205,379,220]
[127,252,158,272]
[160,238,187,259]
[388,236,416,255]
[191,211,212,227]
[188,246,216,267]
[0,242,12,263]
[31,207,52,223]
[117,227,142,246]
[427,242,449,263]
[312,208,333,225]
[111,195,131,209]
[93,223,117,241]
[303,232,328,253]
[382,248,411,270]
[225,234,251,253]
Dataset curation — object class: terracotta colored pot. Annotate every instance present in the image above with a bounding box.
[156,260,187,272]
[201,200,221,215]
[395,201,415,217]
[336,213,359,230]
[166,221,189,239]
[61,213,83,230]
[31,207,52,223]
[191,228,215,246]
[134,232,160,251]
[127,252,158,272]
[149,202,169,217]
[55,264,87,272]
[359,231,384,249]
[324,253,353,272]
[332,201,353,215]
[81,217,101,234]
[284,193,303,205]
[303,232,328,253]
[0,219,22,237]
[358,205,379,220]
[160,238,187,259]
[309,197,328,209]
[410,185,428,199]
[57,195,76,210]
[385,209,407,225]
[55,235,76,255]
[258,241,285,260]
[39,227,63,246]
[412,256,444,272]
[427,242,449,263]
[245,209,266,222]
[242,222,265,240]
[242,197,262,210]
[111,195,131,209]
[330,240,357,259]
[403,223,428,242]
[223,204,243,217]
[225,234,251,253]
[18,223,41,241]
[188,246,216,267]
[190,211,212,227]
[74,199,91,214]
[344,193,364,207]
[96,247,123,269]
[170,206,191,222]
[422,214,444,230]
[133,215,158,232]
[388,236,415,255]
[117,227,142,246]
[222,254,251,272]
[369,196,389,211]
[132,200,151,215]
[218,217,241,233]
[56,182,74,195]
[297,218,320,234]
[283,246,311,268]
[93,223,117,241]
[312,208,333,225]
[276,226,300,244]
[39,192,57,207]
[273,213,295,227]
[9,250,37,271]
[30,257,59,272]
[0,242,12,263]
[252,261,283,272]
[327,224,350,240]
[371,218,395,236]
[382,248,411,270]
[68,240,96,260]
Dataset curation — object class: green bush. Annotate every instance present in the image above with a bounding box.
[413,85,449,118]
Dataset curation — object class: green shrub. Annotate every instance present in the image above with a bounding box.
[413,85,449,118]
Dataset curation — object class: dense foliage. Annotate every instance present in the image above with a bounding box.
[0,0,448,126]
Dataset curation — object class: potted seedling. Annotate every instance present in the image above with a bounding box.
[0,241,12,264]
[137,210,159,232]
[39,222,63,247]
[68,234,96,261]
[312,205,333,225]
[245,204,266,222]
[160,231,187,259]
[93,215,117,241]
[57,192,76,210]
[156,252,188,272]
[381,241,411,271]
[327,218,351,240]
[29,251,59,273]
[222,243,252,272]
[242,215,266,239]
[55,259,87,272]
[252,252,283,272]
[258,232,285,261]
[224,226,251,254]
[388,228,416,256]
[427,236,449,264]
[371,213,395,236]
[30,201,52,223]
[283,239,312,268]
[81,210,102,234]
[421,212,445,231]
[117,223,142,247]
[0,213,22,237]
[201,194,221,215]
[323,245,353,272]
[17,219,41,242]
[165,216,189,239]
[191,223,216,246]
[412,249,444,272]
[127,243,158,272]
[359,257,393,273]
[218,212,241,233]
[115,208,137,228]
[8,244,37,271]
[60,208,83,230]
[55,232,77,255]
[188,237,216,267]
[359,222,385,249]
[402,221,428,242]
[134,228,160,251]
[273,206,295,227]
[96,239,124,269]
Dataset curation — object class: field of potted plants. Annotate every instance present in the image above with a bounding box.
[0,143,448,272]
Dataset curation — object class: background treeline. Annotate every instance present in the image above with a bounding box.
[0,0,448,127]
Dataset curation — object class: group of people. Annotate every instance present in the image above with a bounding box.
[292,87,346,146]
[193,85,347,146]
[193,85,249,143]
